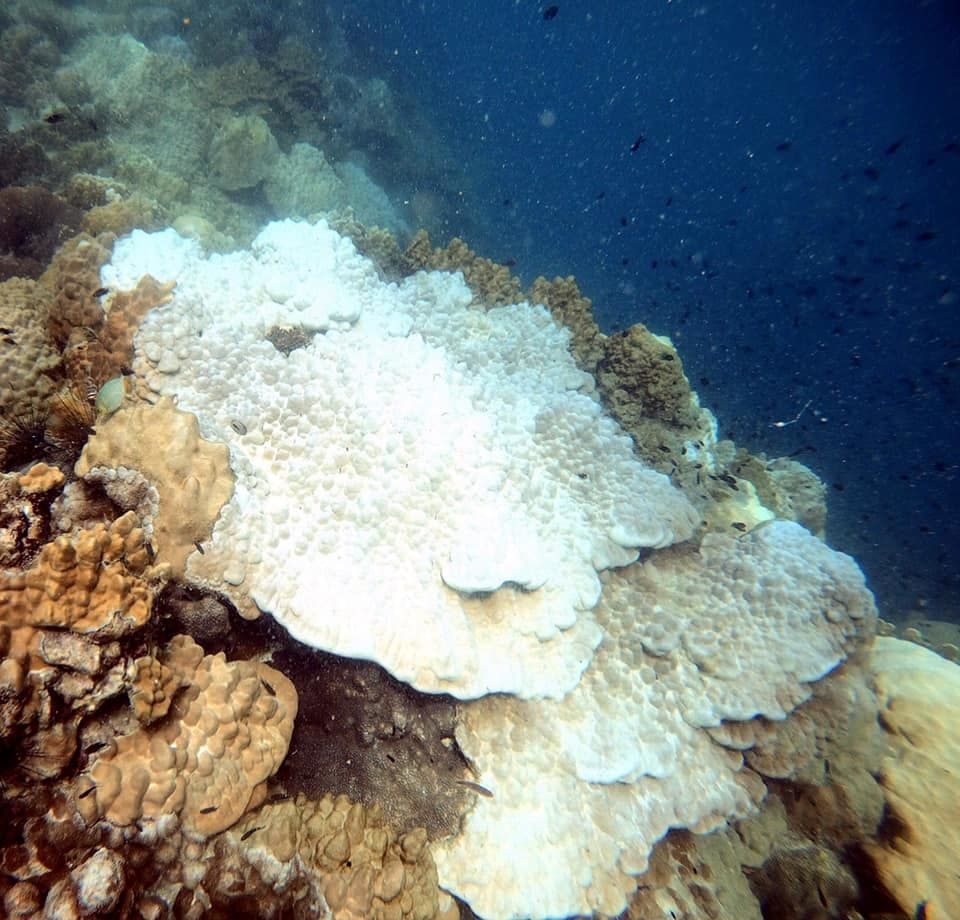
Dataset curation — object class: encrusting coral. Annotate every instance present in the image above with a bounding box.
[207,794,456,920]
[0,510,161,636]
[77,634,298,839]
[75,398,235,577]
[0,277,60,429]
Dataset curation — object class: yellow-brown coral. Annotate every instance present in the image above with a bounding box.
[0,511,159,634]
[78,635,297,839]
[865,638,960,916]
[527,274,605,373]
[75,398,235,577]
[403,230,523,306]
[216,793,452,920]
[0,277,61,423]
[129,654,183,725]
[16,462,65,495]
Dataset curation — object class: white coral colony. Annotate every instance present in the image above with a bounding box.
[107,219,701,702]
[106,220,877,920]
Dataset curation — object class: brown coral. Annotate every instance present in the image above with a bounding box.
[77,634,297,839]
[527,274,606,373]
[43,231,114,351]
[0,186,82,281]
[403,230,523,306]
[16,461,64,495]
[212,794,451,920]
[0,510,160,635]
[597,322,699,432]
[75,398,235,577]
[0,276,60,426]
[129,653,183,725]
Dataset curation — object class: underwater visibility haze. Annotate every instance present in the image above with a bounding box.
[0,0,958,918]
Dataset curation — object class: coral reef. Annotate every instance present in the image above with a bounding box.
[78,634,297,839]
[865,638,960,916]
[0,186,83,280]
[433,521,875,918]
[0,510,161,635]
[75,398,235,577]
[111,220,700,701]
[0,276,60,427]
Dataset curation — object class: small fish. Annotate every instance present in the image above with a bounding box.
[231,420,247,435]
[92,287,109,298]
[456,780,494,798]
[775,141,792,152]
[260,677,276,697]
[543,5,559,20]
[199,805,218,814]
[84,741,108,754]
[630,134,646,152]
[145,542,156,561]
[863,165,880,181]
[915,901,928,920]
[43,111,67,124]
[0,326,13,334]
[193,541,205,554]
[884,137,905,156]
[240,826,263,841]
[731,522,747,532]
[915,230,937,242]
[78,784,97,799]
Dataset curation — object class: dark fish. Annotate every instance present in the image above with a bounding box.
[260,677,276,697]
[543,5,559,20]
[731,522,747,532]
[92,287,109,298]
[502,198,512,207]
[915,900,928,920]
[240,826,263,841]
[193,541,205,554]
[915,230,937,242]
[619,216,628,227]
[78,784,97,799]
[884,137,905,155]
[0,326,13,334]
[199,805,218,814]
[594,191,605,200]
[863,166,880,181]
[84,741,108,754]
[43,111,67,124]
[775,141,792,152]
[630,134,646,152]
[502,258,516,268]
[456,780,494,798]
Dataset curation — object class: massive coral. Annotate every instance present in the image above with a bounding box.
[105,220,700,701]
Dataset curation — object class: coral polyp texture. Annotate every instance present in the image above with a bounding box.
[105,219,700,700]
[433,521,876,918]
[98,218,881,920]
[77,634,298,839]
[0,510,159,635]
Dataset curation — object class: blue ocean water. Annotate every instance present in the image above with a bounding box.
[326,0,960,622]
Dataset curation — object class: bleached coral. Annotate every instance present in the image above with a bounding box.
[434,522,875,919]
[104,219,700,700]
